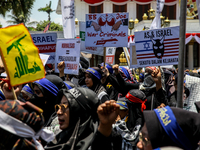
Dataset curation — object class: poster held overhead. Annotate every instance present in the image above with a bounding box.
[31,33,57,64]
[133,26,180,68]
[79,21,104,56]
[85,13,129,47]
[55,39,81,75]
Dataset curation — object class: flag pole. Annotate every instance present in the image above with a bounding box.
[104,47,106,67]
[177,0,187,108]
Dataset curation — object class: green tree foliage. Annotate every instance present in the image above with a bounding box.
[7,14,38,27]
[38,1,54,22]
[0,0,35,18]
[36,20,63,31]
[0,23,2,28]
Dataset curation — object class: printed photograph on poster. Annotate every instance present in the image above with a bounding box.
[106,47,116,65]
[134,26,179,67]
[55,38,80,75]
[31,33,57,64]
[85,13,129,47]
[79,21,104,56]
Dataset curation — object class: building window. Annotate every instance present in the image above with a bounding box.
[89,4,103,13]
[136,4,150,22]
[193,42,199,68]
[162,5,176,19]
[113,4,127,13]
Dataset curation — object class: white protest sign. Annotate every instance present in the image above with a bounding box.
[61,0,75,38]
[133,26,179,68]
[79,21,103,56]
[31,33,57,64]
[55,39,80,75]
[39,54,50,66]
[85,13,129,47]
[106,47,116,65]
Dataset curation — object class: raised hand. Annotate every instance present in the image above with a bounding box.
[112,64,119,75]
[97,100,120,137]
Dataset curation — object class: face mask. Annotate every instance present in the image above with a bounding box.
[28,95,46,110]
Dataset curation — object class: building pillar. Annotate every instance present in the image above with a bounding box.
[104,1,112,13]
[188,42,194,70]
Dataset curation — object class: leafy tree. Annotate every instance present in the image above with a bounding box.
[38,1,54,22]
[0,0,35,18]
[7,14,38,26]
[0,23,2,28]
[36,20,63,31]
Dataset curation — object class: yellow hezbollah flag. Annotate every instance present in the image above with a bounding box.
[0,24,45,86]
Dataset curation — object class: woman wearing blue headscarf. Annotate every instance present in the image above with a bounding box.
[85,67,110,103]
[31,75,68,125]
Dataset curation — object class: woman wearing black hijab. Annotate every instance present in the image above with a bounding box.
[30,74,67,125]
[45,87,100,150]
[85,67,110,103]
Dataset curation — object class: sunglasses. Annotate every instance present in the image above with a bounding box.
[55,104,68,113]
[139,132,151,146]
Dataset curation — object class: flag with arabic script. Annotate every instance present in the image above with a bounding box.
[0,23,45,86]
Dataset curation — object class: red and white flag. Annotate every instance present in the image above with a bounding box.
[43,21,51,33]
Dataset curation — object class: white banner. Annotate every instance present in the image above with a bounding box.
[31,33,57,64]
[55,39,80,75]
[85,13,129,47]
[79,21,104,56]
[106,47,116,65]
[150,0,165,29]
[61,0,75,38]
[133,26,179,68]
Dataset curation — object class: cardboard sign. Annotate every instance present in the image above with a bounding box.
[85,13,129,47]
[133,26,179,68]
[31,32,57,64]
[106,47,116,65]
[55,39,80,75]
[0,24,45,86]
[79,21,104,56]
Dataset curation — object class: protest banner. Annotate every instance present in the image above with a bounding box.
[106,47,116,65]
[55,38,80,75]
[85,12,129,66]
[31,32,57,64]
[184,75,200,113]
[85,12,129,47]
[61,0,75,38]
[79,21,103,56]
[0,24,45,86]
[133,26,179,68]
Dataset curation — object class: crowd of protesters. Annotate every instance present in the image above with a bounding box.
[0,56,200,150]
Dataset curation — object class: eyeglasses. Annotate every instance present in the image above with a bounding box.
[55,104,68,113]
[139,132,151,146]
